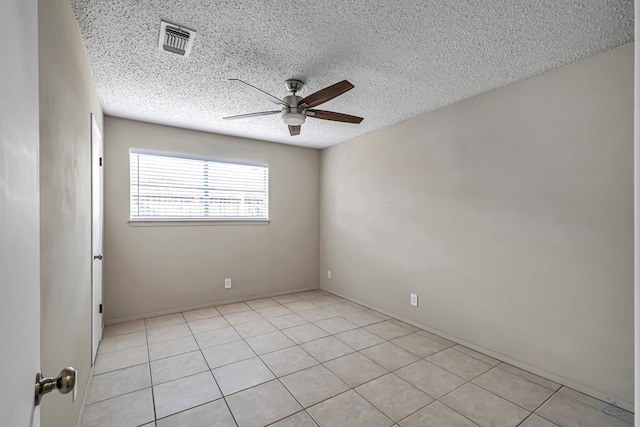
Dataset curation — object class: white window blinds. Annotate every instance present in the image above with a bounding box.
[130,149,268,220]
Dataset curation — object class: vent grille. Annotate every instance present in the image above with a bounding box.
[158,20,196,57]
[164,26,190,54]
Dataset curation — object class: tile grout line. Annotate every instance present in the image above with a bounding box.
[525,385,636,426]
[225,301,304,425]
[515,389,562,426]
[469,379,541,414]
[187,312,240,427]
[143,317,158,426]
[191,298,462,424]
[145,314,232,425]
[321,291,625,413]
[105,309,438,378]
[391,346,528,426]
[102,291,632,426]
[106,295,450,423]
[95,295,389,424]
[253,301,431,423]
[431,359,563,426]
[235,302,334,422]
[492,363,561,390]
[434,370,533,422]
[147,313,207,420]
[264,409,319,427]
[226,298,330,425]
[350,370,435,425]
[468,365,556,413]
[220,298,394,423]
[322,351,388,387]
[300,294,444,425]
[414,374,481,426]
[311,387,396,425]
[551,386,635,424]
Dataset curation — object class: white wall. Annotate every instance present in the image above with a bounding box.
[103,117,320,322]
[0,0,40,425]
[38,0,104,425]
[320,43,634,407]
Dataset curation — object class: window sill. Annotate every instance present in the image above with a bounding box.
[128,219,270,227]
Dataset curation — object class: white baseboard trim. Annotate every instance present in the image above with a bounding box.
[75,364,95,427]
[105,286,320,325]
[323,288,634,413]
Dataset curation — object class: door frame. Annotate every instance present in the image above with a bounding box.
[91,113,103,364]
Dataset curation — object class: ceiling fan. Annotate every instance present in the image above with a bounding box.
[223,79,363,136]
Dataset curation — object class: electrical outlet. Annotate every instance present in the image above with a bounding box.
[327,270,332,279]
[224,278,231,289]
[410,293,418,307]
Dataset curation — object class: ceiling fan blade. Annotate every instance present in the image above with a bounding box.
[223,111,281,120]
[228,79,289,107]
[288,125,301,136]
[307,109,363,124]
[299,80,354,108]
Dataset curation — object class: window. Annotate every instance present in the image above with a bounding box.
[130,149,268,221]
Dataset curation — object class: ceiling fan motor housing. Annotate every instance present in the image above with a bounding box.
[282,94,305,125]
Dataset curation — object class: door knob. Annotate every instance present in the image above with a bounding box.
[34,367,76,406]
[93,254,103,260]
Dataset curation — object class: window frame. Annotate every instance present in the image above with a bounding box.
[128,148,269,224]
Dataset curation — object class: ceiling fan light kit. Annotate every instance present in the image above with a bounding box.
[282,108,306,126]
[224,78,363,136]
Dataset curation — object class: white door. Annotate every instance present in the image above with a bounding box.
[91,114,104,363]
[0,0,40,425]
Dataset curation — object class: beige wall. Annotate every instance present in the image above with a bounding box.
[320,43,634,406]
[103,117,320,322]
[38,0,103,425]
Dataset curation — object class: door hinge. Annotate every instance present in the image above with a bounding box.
[99,304,102,314]
[99,157,103,166]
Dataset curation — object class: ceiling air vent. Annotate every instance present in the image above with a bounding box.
[158,20,196,57]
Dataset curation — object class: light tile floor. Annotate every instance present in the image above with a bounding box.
[81,290,634,427]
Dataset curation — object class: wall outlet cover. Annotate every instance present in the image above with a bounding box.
[225,278,231,289]
[410,293,418,307]
[327,270,332,279]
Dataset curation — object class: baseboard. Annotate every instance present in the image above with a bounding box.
[75,364,94,427]
[105,286,320,325]
[322,288,634,413]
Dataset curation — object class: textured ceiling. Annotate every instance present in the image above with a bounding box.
[71,0,634,149]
